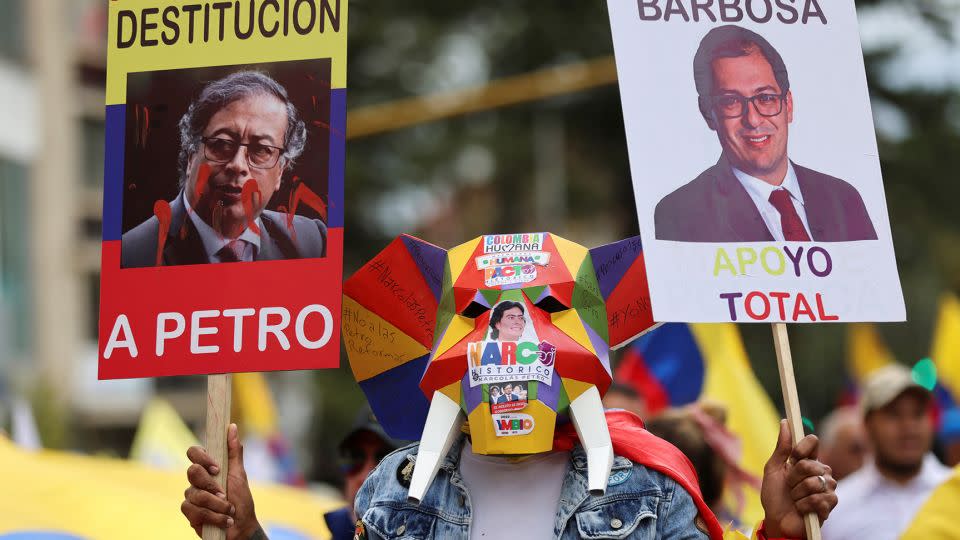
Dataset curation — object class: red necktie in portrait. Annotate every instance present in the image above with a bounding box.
[768,189,811,241]
[218,239,250,262]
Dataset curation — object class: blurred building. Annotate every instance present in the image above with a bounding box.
[0,1,321,461]
[0,0,201,450]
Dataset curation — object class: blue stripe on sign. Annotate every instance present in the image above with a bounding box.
[102,104,126,241]
[326,88,346,228]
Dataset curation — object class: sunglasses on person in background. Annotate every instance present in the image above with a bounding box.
[201,136,285,169]
[339,447,393,476]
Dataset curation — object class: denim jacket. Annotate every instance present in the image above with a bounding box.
[355,434,710,539]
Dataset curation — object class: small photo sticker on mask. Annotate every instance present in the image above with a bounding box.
[468,301,556,387]
[488,382,528,414]
[492,413,535,437]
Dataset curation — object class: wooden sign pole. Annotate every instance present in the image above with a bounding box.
[202,373,232,540]
[770,323,821,540]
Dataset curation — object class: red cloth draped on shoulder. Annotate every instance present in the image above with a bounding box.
[553,409,725,540]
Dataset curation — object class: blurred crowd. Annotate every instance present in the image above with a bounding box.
[602,362,960,540]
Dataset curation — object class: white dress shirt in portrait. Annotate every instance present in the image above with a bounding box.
[184,193,262,263]
[732,162,812,241]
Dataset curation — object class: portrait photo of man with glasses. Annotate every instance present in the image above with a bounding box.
[653,24,878,243]
[121,67,330,268]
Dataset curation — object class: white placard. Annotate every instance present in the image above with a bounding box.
[607,0,904,322]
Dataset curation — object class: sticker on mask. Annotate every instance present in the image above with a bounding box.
[492,413,535,437]
[479,234,549,286]
[483,233,545,254]
[482,263,538,287]
[468,301,556,387]
[476,252,550,270]
[468,340,556,387]
[488,382,528,414]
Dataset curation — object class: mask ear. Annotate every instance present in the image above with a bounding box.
[588,236,657,349]
[343,235,448,440]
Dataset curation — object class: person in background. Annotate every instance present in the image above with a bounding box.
[646,405,728,522]
[646,401,774,533]
[323,407,400,540]
[818,406,869,481]
[822,364,951,540]
[601,381,649,420]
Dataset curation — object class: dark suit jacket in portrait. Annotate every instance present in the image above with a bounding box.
[654,157,878,242]
[121,192,327,268]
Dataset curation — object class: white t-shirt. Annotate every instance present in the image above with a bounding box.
[821,453,951,540]
[458,442,570,540]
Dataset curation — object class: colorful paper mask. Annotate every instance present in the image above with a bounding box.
[343,233,655,499]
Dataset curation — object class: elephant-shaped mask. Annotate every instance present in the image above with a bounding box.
[343,232,655,500]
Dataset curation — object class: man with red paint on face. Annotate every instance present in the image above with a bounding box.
[121,70,326,268]
[654,25,877,243]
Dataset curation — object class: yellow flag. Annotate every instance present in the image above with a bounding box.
[932,293,960,396]
[129,398,199,470]
[233,372,280,438]
[846,323,895,384]
[0,434,340,538]
[901,464,960,539]
[692,323,781,528]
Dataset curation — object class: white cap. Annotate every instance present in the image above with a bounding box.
[861,364,929,415]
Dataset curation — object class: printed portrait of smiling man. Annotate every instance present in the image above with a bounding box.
[654,25,877,243]
[121,70,327,268]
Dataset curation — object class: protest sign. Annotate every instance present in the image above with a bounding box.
[607,0,904,324]
[98,0,347,379]
[98,5,347,537]
[605,3,902,535]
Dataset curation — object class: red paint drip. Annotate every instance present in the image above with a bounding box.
[141,106,150,147]
[311,120,344,139]
[241,179,262,235]
[286,182,328,241]
[153,200,172,266]
[194,163,211,202]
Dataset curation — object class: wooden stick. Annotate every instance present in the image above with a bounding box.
[202,374,232,540]
[770,323,822,540]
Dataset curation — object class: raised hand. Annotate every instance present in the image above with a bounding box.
[761,420,839,538]
[181,423,262,540]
